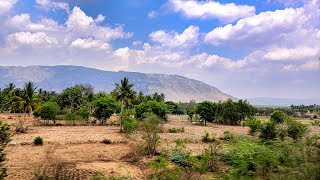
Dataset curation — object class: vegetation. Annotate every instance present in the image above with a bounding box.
[0,122,10,179]
[34,136,43,145]
[140,114,162,156]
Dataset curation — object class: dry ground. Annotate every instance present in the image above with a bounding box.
[1,114,319,179]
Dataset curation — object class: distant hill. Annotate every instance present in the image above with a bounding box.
[0,65,235,102]
[247,97,320,106]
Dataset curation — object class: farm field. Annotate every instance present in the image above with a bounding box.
[2,114,320,179]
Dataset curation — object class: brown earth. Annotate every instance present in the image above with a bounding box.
[1,114,319,179]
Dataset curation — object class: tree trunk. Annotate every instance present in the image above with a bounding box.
[120,99,124,132]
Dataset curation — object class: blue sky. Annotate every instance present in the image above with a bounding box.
[0,0,319,99]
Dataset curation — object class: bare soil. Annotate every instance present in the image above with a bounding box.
[1,114,319,179]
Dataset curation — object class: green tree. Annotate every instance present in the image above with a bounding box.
[270,110,288,124]
[93,96,117,124]
[112,77,136,131]
[195,101,217,125]
[19,82,40,120]
[140,114,162,155]
[135,100,168,120]
[38,101,60,124]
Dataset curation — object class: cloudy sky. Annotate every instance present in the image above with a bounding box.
[0,0,319,99]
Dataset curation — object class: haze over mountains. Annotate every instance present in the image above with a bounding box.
[0,65,234,102]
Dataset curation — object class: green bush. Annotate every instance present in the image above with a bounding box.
[246,117,262,135]
[260,122,277,141]
[168,127,184,133]
[39,101,60,120]
[311,120,320,126]
[120,110,138,133]
[135,100,168,120]
[34,136,43,145]
[93,96,117,122]
[224,139,279,177]
[287,121,307,140]
[0,122,10,179]
[201,131,216,143]
[140,114,162,155]
[79,106,90,120]
[270,110,288,124]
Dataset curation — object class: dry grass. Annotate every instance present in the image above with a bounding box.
[1,114,319,179]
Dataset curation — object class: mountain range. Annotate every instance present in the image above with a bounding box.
[0,65,234,102]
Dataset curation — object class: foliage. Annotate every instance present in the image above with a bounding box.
[311,120,320,126]
[224,139,280,177]
[33,167,49,180]
[259,122,277,141]
[93,96,117,122]
[168,127,184,133]
[246,117,262,135]
[120,110,138,133]
[79,106,90,120]
[140,114,162,155]
[270,109,288,124]
[195,101,216,125]
[38,101,60,120]
[201,131,216,143]
[135,100,168,120]
[0,122,10,179]
[287,120,308,140]
[34,136,43,145]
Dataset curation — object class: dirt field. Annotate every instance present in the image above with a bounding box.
[1,114,319,179]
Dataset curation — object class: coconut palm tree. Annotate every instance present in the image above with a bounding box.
[19,82,40,120]
[112,77,135,132]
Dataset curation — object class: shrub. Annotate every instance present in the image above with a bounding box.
[311,120,320,126]
[260,122,277,141]
[224,139,280,177]
[246,117,262,135]
[101,138,112,144]
[140,114,162,155]
[0,122,10,179]
[34,136,43,145]
[222,131,234,141]
[39,101,60,121]
[79,106,90,120]
[93,96,117,122]
[149,155,181,179]
[287,121,307,140]
[195,101,217,125]
[120,110,138,133]
[270,110,288,124]
[168,127,184,133]
[33,167,49,180]
[201,131,216,143]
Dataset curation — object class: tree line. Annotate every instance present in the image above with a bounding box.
[0,78,257,127]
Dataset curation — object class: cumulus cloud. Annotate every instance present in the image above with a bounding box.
[264,46,319,61]
[70,38,110,51]
[0,0,17,15]
[149,25,199,49]
[204,1,319,47]
[6,32,58,49]
[167,0,255,23]
[148,11,158,19]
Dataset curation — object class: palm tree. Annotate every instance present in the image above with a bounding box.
[19,82,40,120]
[113,77,135,132]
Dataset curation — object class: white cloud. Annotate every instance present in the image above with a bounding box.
[149,25,199,49]
[70,38,110,51]
[132,41,142,46]
[66,7,94,27]
[36,0,69,12]
[264,46,319,61]
[8,14,60,31]
[148,11,158,19]
[0,0,17,15]
[205,8,308,46]
[6,32,58,48]
[94,14,105,23]
[167,0,255,23]
[282,60,320,72]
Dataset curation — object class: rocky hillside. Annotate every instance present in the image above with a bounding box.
[0,65,235,102]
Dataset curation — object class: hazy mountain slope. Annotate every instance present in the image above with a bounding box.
[247,97,320,106]
[0,65,235,102]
